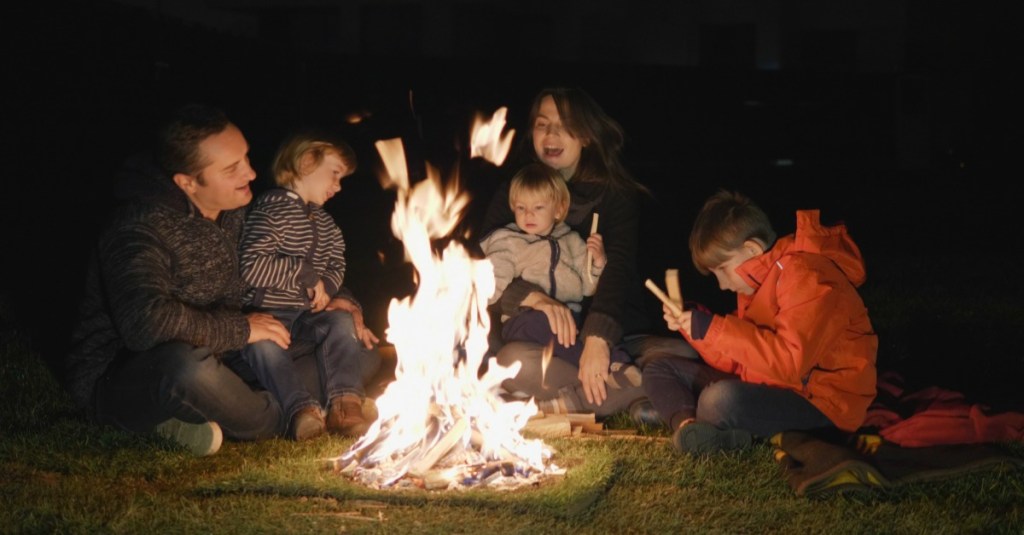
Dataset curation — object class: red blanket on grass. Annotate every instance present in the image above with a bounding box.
[863,372,1024,447]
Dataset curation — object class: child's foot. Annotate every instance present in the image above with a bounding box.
[326,394,370,437]
[289,406,326,441]
[155,418,223,456]
[606,362,642,390]
[628,397,661,427]
[672,421,752,454]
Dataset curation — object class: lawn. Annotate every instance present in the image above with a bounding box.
[3,250,1024,534]
[3,345,1023,532]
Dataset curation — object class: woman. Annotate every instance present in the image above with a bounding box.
[480,87,696,419]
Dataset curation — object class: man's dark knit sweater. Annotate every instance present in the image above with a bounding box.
[65,161,250,414]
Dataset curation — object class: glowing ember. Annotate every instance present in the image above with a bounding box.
[331,108,563,490]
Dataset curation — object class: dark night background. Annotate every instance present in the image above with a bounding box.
[3,1,1020,404]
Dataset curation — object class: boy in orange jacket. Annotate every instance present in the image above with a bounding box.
[643,191,877,454]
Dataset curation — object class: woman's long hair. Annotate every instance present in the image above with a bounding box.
[523,87,647,193]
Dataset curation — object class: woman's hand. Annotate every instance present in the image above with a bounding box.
[577,336,611,405]
[663,303,692,337]
[521,291,576,347]
[326,297,380,349]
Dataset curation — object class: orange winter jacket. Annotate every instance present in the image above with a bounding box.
[686,210,878,432]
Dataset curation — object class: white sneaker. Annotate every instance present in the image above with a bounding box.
[155,418,223,456]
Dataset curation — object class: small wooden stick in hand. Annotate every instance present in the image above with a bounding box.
[645,279,683,316]
[665,269,683,309]
[586,213,600,284]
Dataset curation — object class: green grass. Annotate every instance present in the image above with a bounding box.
[3,254,1024,534]
[3,336,1023,534]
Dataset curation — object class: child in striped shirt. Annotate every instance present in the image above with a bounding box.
[239,135,378,441]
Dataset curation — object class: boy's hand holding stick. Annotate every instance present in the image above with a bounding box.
[586,213,600,284]
[645,271,684,316]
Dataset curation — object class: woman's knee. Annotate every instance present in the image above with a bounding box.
[494,341,544,369]
[641,355,676,383]
[626,335,699,368]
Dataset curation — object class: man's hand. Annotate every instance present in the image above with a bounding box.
[522,291,576,347]
[246,312,290,349]
[326,297,380,349]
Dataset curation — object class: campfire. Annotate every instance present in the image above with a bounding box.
[329,108,564,490]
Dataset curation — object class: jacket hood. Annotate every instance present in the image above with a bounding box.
[113,152,193,214]
[739,210,867,289]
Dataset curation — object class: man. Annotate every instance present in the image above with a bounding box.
[65,105,373,455]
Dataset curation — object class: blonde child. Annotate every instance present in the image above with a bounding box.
[239,135,379,441]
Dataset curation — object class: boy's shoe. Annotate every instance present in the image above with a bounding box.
[155,418,223,456]
[289,406,326,442]
[673,421,752,455]
[326,394,370,437]
[628,398,662,427]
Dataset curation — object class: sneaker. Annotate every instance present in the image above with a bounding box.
[155,418,223,456]
[672,421,752,455]
[326,394,370,437]
[628,398,662,427]
[289,406,326,442]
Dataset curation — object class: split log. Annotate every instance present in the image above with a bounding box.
[523,415,572,438]
[409,417,469,476]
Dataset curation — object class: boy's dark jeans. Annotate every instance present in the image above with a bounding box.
[643,356,835,437]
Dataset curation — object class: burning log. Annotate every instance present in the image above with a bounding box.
[409,417,469,477]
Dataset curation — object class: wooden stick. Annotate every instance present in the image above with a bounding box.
[586,213,600,284]
[665,269,682,308]
[645,279,683,316]
[409,417,468,476]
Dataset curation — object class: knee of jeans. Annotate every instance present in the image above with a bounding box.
[319,309,357,335]
[153,343,218,388]
[494,341,543,368]
[695,380,745,427]
[244,340,290,364]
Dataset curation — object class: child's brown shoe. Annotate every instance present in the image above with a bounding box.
[289,406,326,442]
[326,394,370,437]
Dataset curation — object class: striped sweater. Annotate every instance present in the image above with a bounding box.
[240,188,356,310]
